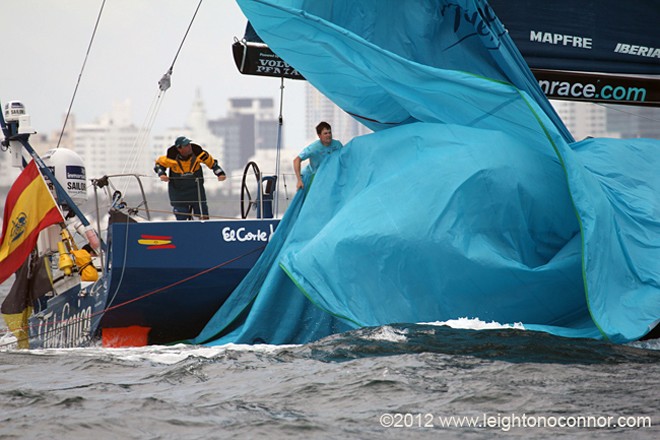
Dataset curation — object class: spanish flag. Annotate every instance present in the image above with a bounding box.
[0,160,64,284]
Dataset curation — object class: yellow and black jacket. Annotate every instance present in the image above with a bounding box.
[154,143,225,206]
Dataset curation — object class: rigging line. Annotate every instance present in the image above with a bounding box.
[0,244,267,349]
[119,90,166,195]
[167,0,204,73]
[119,96,169,197]
[120,0,202,193]
[595,102,660,123]
[119,81,168,196]
[102,245,266,315]
[122,92,159,174]
[55,0,107,150]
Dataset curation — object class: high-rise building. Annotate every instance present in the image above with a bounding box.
[209,111,254,175]
[208,97,279,174]
[304,84,371,145]
[230,98,279,151]
[74,120,142,183]
[73,100,164,203]
[551,100,660,141]
[605,105,660,140]
[551,100,613,141]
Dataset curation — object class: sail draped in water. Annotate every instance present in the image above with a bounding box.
[192,0,660,345]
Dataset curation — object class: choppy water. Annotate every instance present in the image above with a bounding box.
[1,283,659,439]
[1,322,658,439]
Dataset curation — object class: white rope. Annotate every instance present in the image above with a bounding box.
[119,89,167,195]
[56,0,107,149]
[596,102,660,123]
[119,0,204,195]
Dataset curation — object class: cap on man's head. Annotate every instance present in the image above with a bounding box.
[175,136,191,147]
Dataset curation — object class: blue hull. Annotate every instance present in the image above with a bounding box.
[100,218,279,343]
[27,218,279,347]
[28,280,108,349]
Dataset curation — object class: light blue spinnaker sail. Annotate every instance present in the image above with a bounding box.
[191,0,659,345]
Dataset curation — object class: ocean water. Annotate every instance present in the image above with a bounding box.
[1,286,658,439]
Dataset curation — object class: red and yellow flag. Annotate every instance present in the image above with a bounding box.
[0,160,64,284]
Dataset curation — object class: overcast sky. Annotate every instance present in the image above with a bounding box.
[0,0,307,149]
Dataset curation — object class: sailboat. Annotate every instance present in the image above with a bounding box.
[1,3,293,350]
[0,101,282,348]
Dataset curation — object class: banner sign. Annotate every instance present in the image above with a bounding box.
[232,41,305,80]
[532,69,660,106]
[490,0,660,75]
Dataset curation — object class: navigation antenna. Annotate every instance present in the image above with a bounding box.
[56,0,107,149]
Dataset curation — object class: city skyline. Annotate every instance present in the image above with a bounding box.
[3,92,658,188]
[0,1,308,153]
[3,1,657,187]
[0,87,370,217]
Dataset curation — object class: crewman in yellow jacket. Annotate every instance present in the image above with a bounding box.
[154,136,226,220]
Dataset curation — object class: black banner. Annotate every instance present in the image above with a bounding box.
[532,69,660,106]
[232,41,305,80]
[490,0,660,75]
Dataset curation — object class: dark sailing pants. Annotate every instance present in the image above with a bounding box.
[172,200,209,221]
[169,176,209,220]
